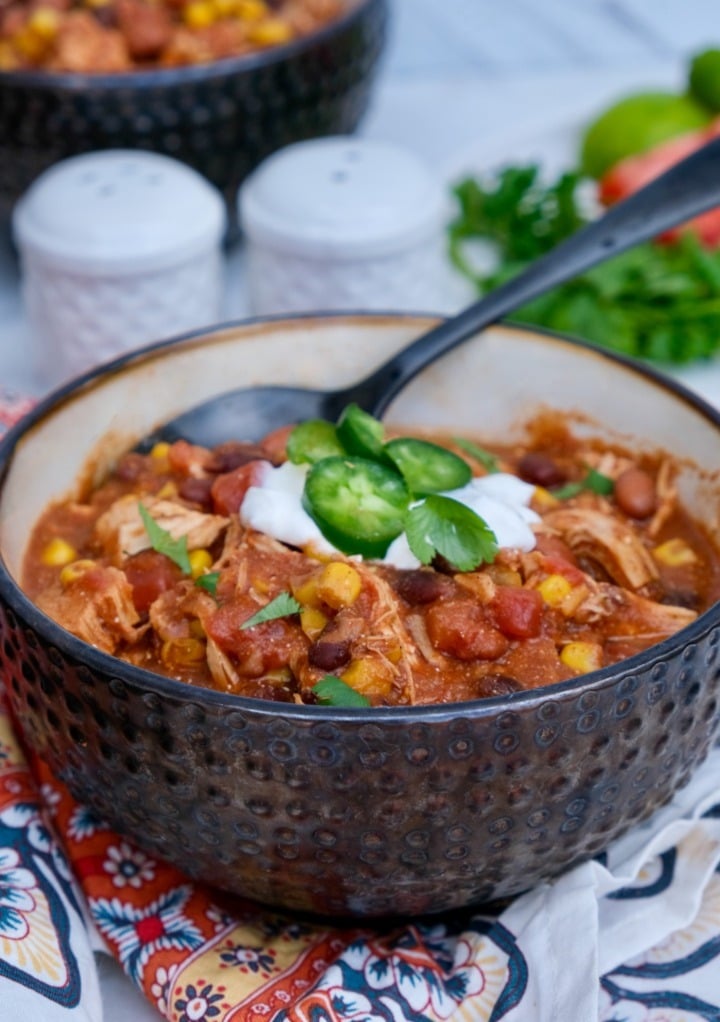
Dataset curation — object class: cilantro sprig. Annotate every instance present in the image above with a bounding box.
[312,675,371,707]
[405,495,499,571]
[449,165,720,364]
[240,592,302,630]
[138,502,192,574]
[552,467,614,500]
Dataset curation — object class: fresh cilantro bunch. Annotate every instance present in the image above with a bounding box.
[448,165,720,364]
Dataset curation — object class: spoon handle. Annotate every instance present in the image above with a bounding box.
[356,134,720,416]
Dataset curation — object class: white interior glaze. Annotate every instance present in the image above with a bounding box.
[2,317,720,580]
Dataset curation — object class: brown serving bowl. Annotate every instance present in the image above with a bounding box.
[1,314,719,919]
[0,0,387,229]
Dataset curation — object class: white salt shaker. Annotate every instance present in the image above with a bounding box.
[12,150,226,390]
[239,137,455,316]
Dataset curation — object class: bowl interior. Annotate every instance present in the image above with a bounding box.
[2,315,720,584]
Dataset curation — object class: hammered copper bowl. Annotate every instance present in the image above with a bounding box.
[1,314,720,919]
[0,0,387,228]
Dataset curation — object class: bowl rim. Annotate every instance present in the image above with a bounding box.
[1,310,719,723]
[0,0,384,90]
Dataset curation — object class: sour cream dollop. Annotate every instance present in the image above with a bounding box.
[239,461,540,568]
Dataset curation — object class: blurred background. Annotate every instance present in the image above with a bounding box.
[1,0,720,399]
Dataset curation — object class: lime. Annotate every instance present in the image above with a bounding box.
[689,48,720,111]
[579,91,710,179]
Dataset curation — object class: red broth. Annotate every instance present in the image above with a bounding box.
[22,417,720,706]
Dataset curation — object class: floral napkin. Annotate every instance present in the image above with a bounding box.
[1,394,720,1022]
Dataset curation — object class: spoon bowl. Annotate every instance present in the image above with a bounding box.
[139,135,720,449]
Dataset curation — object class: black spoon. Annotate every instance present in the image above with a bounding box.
[142,135,720,449]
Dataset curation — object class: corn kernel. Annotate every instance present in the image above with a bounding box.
[41,537,78,567]
[0,42,19,70]
[59,559,96,586]
[189,549,213,578]
[532,486,559,510]
[28,7,60,39]
[236,0,266,19]
[213,0,236,17]
[537,573,572,607]
[300,606,327,640]
[161,637,206,667]
[13,26,47,60]
[247,17,293,45]
[150,441,170,461]
[560,641,603,674]
[184,1,216,28]
[341,657,394,699]
[653,538,698,567]
[316,562,362,609]
[292,574,322,608]
[155,481,177,499]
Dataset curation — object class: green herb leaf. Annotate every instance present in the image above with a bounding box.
[552,468,614,500]
[195,571,220,595]
[584,467,614,495]
[138,502,192,574]
[448,165,720,365]
[453,437,500,473]
[405,495,498,572]
[240,592,302,630]
[312,675,371,707]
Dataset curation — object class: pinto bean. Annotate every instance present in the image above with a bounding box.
[516,452,567,488]
[614,467,657,519]
[178,475,214,509]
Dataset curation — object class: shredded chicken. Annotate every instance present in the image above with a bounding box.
[36,566,143,654]
[541,507,659,592]
[577,580,696,634]
[647,459,679,539]
[94,494,228,564]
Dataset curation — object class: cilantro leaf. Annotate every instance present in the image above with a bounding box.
[138,502,191,574]
[195,571,220,595]
[240,592,302,630]
[453,437,500,473]
[584,467,614,495]
[448,166,720,365]
[552,467,614,500]
[405,495,498,572]
[312,675,371,707]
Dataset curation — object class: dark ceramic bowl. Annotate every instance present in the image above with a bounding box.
[0,0,387,229]
[1,314,720,919]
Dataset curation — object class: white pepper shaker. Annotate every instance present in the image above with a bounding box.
[239,136,457,316]
[12,150,226,390]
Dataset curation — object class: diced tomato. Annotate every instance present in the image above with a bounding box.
[598,117,720,247]
[491,586,543,639]
[261,424,295,465]
[425,598,509,661]
[167,439,212,475]
[124,549,183,613]
[210,460,265,515]
[206,596,306,674]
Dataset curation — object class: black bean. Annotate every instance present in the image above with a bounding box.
[309,640,352,671]
[393,569,453,605]
[516,452,566,488]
